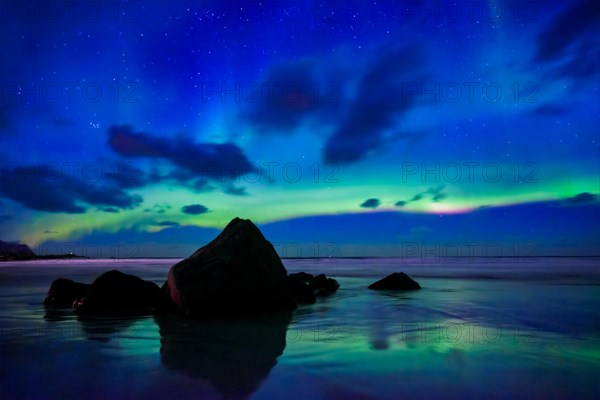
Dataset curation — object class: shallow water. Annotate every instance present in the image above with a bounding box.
[1,258,599,399]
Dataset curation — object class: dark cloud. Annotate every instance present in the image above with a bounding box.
[143,203,172,214]
[535,1,600,79]
[104,162,147,189]
[407,186,448,203]
[108,125,257,182]
[428,185,447,202]
[432,193,447,202]
[154,221,180,227]
[536,1,600,61]
[563,192,599,205]
[0,214,12,223]
[532,104,570,116]
[245,60,337,132]
[323,45,427,164]
[395,201,407,207]
[43,230,59,234]
[410,193,424,202]
[427,185,445,195]
[224,185,248,196]
[146,168,213,193]
[101,207,120,213]
[181,204,210,215]
[0,165,142,214]
[360,198,380,209]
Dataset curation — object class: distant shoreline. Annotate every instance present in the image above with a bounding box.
[2,255,599,262]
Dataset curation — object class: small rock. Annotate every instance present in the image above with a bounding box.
[309,274,340,297]
[288,272,314,283]
[44,278,90,308]
[368,272,421,290]
[74,270,161,314]
[287,276,316,304]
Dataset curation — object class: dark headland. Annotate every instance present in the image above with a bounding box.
[0,240,87,261]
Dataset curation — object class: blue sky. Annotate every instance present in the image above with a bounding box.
[0,0,599,256]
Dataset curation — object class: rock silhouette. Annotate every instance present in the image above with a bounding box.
[288,272,314,282]
[368,272,421,290]
[74,270,161,314]
[309,273,340,297]
[44,278,90,308]
[287,275,316,304]
[164,217,296,316]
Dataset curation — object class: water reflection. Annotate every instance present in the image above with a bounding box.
[76,314,146,342]
[155,312,292,399]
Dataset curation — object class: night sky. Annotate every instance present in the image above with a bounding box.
[0,0,599,257]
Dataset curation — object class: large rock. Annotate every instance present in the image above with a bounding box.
[74,270,161,314]
[164,217,296,316]
[44,278,90,308]
[368,272,421,290]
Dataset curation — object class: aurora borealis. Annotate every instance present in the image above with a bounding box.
[0,0,599,256]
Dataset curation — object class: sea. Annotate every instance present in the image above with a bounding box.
[1,257,599,399]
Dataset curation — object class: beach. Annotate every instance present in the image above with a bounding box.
[1,257,599,399]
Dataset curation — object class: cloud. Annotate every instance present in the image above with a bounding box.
[0,165,143,214]
[323,44,427,164]
[432,193,447,202]
[181,204,210,215]
[395,201,407,207]
[43,230,59,234]
[532,104,570,116]
[108,125,257,182]
[408,185,448,203]
[224,185,248,196]
[144,203,172,214]
[535,1,600,79]
[245,60,334,131]
[410,193,424,202]
[563,192,599,205]
[154,221,180,227]
[536,1,600,61]
[0,214,12,223]
[104,162,147,189]
[101,207,120,213]
[427,185,445,195]
[360,198,380,209]
[428,185,447,202]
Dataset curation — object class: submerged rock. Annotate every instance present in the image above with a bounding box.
[44,278,91,308]
[164,217,296,316]
[368,272,421,290]
[287,275,316,304]
[309,273,340,297]
[73,270,161,314]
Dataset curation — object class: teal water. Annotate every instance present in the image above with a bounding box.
[1,258,599,399]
